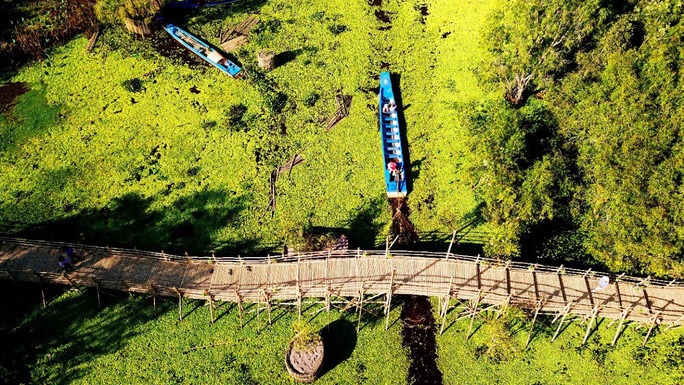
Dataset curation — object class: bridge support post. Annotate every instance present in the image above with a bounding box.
[357,282,366,333]
[466,291,482,340]
[385,268,395,331]
[552,301,573,342]
[582,305,599,345]
[174,287,183,322]
[439,275,454,335]
[34,271,46,308]
[236,291,244,328]
[525,298,544,348]
[643,312,661,347]
[611,306,632,346]
[209,294,215,324]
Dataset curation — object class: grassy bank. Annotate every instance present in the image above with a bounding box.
[0,284,408,385]
[435,303,684,385]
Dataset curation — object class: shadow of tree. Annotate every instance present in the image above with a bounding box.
[6,188,259,257]
[0,282,166,385]
[346,196,386,249]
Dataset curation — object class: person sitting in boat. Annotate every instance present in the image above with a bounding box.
[382,100,397,114]
[387,158,402,181]
[388,100,397,112]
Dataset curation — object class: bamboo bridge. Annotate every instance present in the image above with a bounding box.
[1,237,683,345]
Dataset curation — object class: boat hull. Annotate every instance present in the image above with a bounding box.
[378,72,408,198]
[163,23,242,77]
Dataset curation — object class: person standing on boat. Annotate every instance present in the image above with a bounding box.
[388,159,401,181]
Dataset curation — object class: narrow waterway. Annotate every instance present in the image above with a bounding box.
[401,295,443,385]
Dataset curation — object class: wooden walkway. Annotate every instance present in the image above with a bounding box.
[1,237,683,336]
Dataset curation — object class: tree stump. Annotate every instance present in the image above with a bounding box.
[123,17,158,36]
[258,50,276,71]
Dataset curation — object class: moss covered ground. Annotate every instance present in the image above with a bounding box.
[435,301,684,385]
[0,284,408,385]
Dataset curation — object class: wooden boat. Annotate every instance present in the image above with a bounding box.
[378,72,408,198]
[163,23,242,77]
[165,0,242,11]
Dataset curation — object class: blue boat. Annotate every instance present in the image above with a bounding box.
[163,23,242,77]
[165,0,242,11]
[379,72,408,198]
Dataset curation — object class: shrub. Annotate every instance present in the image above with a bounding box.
[291,320,321,351]
[328,24,347,35]
[302,92,319,107]
[264,92,288,114]
[226,104,248,130]
[122,78,144,93]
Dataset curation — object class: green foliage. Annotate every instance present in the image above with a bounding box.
[466,98,573,257]
[291,320,322,351]
[263,90,288,114]
[484,0,611,105]
[302,91,319,107]
[328,24,348,35]
[0,287,409,385]
[436,301,684,385]
[121,78,144,93]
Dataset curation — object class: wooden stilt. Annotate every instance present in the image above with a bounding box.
[466,291,482,340]
[174,287,183,322]
[439,275,454,335]
[260,289,272,325]
[665,314,684,331]
[357,283,365,333]
[41,285,47,308]
[296,254,302,320]
[385,268,396,330]
[611,306,632,347]
[551,301,573,342]
[236,291,244,327]
[209,294,215,324]
[557,265,567,303]
[96,282,101,308]
[642,312,661,347]
[150,284,157,315]
[325,253,330,313]
[525,298,544,348]
[582,305,599,345]
[446,230,457,259]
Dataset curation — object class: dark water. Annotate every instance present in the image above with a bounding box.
[401,295,443,385]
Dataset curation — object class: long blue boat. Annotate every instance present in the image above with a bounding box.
[379,72,408,198]
[165,0,242,11]
[163,23,242,77]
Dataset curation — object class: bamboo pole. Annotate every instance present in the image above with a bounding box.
[209,294,215,324]
[357,282,365,333]
[150,284,157,315]
[325,252,330,313]
[440,275,454,335]
[611,306,632,346]
[385,268,396,330]
[642,312,661,347]
[236,291,244,327]
[466,291,482,340]
[582,305,599,345]
[296,254,302,320]
[446,230,457,259]
[174,287,183,322]
[525,298,544,348]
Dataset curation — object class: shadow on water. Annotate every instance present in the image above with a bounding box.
[401,295,442,385]
[0,281,165,385]
[319,319,357,378]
